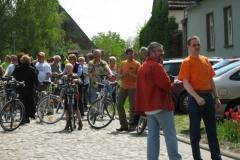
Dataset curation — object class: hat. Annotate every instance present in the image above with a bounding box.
[38,52,45,57]
[59,53,64,57]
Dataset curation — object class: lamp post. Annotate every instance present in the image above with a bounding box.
[12,31,16,55]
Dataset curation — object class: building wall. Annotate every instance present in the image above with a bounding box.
[186,0,240,58]
[169,10,184,30]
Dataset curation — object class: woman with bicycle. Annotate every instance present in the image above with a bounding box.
[60,63,83,130]
[12,54,39,124]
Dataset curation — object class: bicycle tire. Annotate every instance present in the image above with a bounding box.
[137,116,147,135]
[37,95,64,124]
[0,100,25,131]
[87,99,115,129]
[68,101,74,131]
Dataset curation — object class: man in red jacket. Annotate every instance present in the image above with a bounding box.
[135,42,181,160]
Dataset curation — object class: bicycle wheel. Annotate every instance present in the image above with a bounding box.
[137,116,147,135]
[0,101,24,131]
[87,99,115,129]
[68,102,75,131]
[37,95,64,124]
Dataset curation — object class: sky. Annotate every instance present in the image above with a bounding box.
[58,0,153,40]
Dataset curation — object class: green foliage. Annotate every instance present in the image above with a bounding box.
[174,113,240,153]
[58,39,82,56]
[0,0,65,59]
[139,0,178,58]
[217,109,240,143]
[92,31,126,64]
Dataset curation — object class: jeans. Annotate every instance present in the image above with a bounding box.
[147,111,182,160]
[89,86,101,104]
[82,84,89,109]
[188,93,222,160]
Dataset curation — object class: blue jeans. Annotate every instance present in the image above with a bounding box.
[188,93,222,160]
[89,86,101,104]
[89,85,112,104]
[147,111,182,160]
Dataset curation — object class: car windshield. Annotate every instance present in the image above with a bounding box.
[215,61,240,77]
[212,60,232,70]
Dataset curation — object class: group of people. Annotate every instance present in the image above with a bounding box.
[1,35,222,160]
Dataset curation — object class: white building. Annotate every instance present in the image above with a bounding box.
[183,0,240,58]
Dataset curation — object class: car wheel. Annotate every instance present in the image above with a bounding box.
[226,100,240,115]
[179,92,188,114]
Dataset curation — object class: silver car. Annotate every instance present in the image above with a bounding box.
[214,61,240,118]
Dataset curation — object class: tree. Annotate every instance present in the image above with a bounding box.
[58,39,82,56]
[139,0,178,58]
[0,0,65,59]
[92,31,126,63]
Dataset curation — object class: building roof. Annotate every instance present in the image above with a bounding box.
[168,0,196,10]
[153,0,196,11]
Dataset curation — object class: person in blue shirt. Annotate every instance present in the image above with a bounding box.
[78,56,89,111]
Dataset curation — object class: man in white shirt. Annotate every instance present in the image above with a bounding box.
[35,52,52,91]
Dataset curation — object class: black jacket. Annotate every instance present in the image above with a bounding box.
[12,64,39,95]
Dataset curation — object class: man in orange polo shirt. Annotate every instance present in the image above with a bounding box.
[116,48,141,131]
[178,36,222,160]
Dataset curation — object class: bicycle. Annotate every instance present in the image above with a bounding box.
[59,78,80,131]
[87,75,115,129]
[0,78,9,109]
[0,76,25,131]
[36,81,65,124]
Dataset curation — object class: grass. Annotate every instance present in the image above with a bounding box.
[174,113,240,154]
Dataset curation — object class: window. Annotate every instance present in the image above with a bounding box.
[224,6,233,47]
[206,13,215,49]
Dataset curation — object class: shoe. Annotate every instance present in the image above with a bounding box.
[25,119,30,123]
[116,127,129,131]
[128,114,140,125]
[128,125,135,132]
[78,121,83,130]
[64,120,70,130]
[46,112,53,115]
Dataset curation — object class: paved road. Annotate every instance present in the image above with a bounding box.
[0,114,238,160]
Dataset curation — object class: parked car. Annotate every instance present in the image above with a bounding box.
[213,61,240,118]
[207,57,224,65]
[173,61,240,116]
[163,59,183,80]
[212,58,240,70]
[164,57,223,113]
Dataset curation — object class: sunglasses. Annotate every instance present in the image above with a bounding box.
[192,44,201,47]
[12,59,18,60]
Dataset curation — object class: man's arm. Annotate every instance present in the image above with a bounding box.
[210,79,221,109]
[183,79,205,106]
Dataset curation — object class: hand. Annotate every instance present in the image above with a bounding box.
[122,70,129,77]
[196,96,206,106]
[215,98,221,109]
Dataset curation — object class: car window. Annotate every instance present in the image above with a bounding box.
[163,62,182,76]
[215,61,240,77]
[230,70,240,81]
[212,60,231,70]
[212,60,239,70]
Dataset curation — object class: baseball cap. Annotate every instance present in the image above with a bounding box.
[38,52,45,57]
[59,53,64,57]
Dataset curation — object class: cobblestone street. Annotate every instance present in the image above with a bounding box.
[0,115,237,160]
